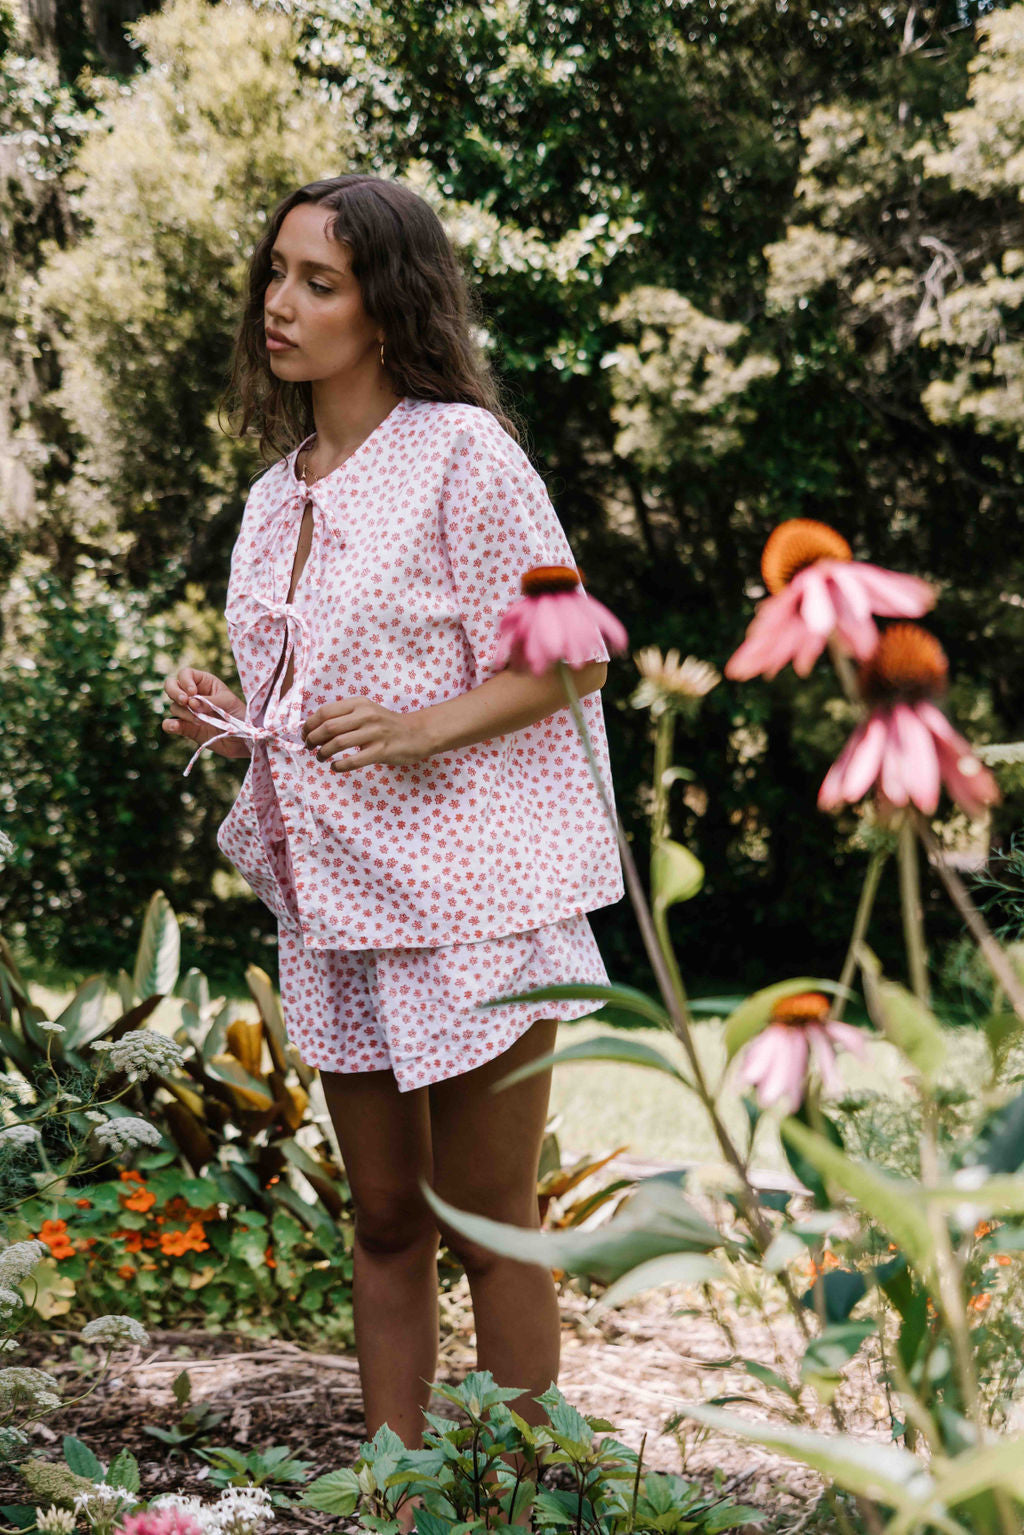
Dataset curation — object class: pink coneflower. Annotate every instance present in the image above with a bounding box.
[738,993,866,1112]
[495,565,628,676]
[818,624,1000,819]
[725,519,935,681]
[116,1508,204,1535]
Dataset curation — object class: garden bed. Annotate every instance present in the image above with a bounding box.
[3,1271,861,1533]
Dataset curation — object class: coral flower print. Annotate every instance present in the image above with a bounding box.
[738,993,866,1112]
[726,519,935,681]
[818,623,1000,819]
[494,565,628,676]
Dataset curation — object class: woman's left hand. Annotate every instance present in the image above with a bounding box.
[301,699,430,770]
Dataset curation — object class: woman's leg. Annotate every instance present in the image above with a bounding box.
[428,1018,562,1425]
[318,1067,438,1453]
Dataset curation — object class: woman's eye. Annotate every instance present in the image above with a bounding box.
[267,268,331,295]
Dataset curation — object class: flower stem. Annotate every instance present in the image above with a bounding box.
[913,812,1024,1023]
[898,815,930,1006]
[832,849,887,1023]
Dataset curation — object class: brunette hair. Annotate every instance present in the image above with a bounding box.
[219,174,523,464]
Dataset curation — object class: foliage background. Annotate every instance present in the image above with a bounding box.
[2,0,1023,992]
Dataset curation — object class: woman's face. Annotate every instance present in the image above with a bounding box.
[263,202,381,382]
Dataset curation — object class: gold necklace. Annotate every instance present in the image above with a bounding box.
[299,436,354,488]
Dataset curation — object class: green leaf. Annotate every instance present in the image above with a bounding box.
[676,1404,931,1508]
[800,1320,876,1384]
[105,1448,141,1493]
[63,1435,104,1480]
[422,1169,727,1285]
[799,1267,867,1323]
[781,1119,935,1280]
[702,1507,767,1533]
[738,1360,798,1400]
[970,1088,1024,1174]
[298,1468,361,1515]
[474,982,670,1028]
[492,1033,690,1091]
[651,839,704,910]
[723,979,852,1060]
[133,889,180,1000]
[593,1253,722,1313]
[859,952,947,1081]
[50,977,107,1051]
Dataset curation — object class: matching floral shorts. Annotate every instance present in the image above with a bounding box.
[257,775,610,1093]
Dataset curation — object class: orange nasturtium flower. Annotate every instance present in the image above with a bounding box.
[264,1246,276,1269]
[117,1264,137,1280]
[74,1197,92,1209]
[968,1292,992,1313]
[122,1187,157,1213]
[119,1170,146,1184]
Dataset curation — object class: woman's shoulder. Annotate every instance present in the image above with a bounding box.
[407,397,530,472]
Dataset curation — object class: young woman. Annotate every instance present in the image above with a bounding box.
[162,174,623,1520]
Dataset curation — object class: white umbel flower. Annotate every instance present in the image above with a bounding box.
[0,1286,24,1312]
[90,1030,185,1082]
[93,1116,162,1152]
[0,830,13,868]
[81,1314,149,1347]
[0,1240,47,1283]
[150,1485,274,1535]
[72,1483,133,1520]
[37,1021,66,1034]
[0,1123,41,1146]
[0,1366,61,1413]
[36,1507,75,1534]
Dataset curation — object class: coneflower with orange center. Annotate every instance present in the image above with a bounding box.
[736,991,866,1112]
[818,622,1000,819]
[726,519,935,682]
[494,564,628,677]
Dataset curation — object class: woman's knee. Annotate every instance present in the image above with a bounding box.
[353,1186,439,1257]
[433,1188,540,1276]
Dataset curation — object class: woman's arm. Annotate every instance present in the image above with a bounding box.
[413,659,607,757]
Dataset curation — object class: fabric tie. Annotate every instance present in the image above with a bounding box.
[181,696,319,844]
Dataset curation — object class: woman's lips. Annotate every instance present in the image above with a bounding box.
[266,334,298,351]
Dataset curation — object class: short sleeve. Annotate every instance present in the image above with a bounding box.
[440,411,610,684]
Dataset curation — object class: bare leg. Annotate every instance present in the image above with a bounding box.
[429,1019,562,1522]
[318,1067,436,1530]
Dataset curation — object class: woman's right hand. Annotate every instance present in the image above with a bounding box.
[162,668,251,760]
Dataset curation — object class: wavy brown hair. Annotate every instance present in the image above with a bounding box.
[219,174,523,465]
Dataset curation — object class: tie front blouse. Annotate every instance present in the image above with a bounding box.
[187,394,625,950]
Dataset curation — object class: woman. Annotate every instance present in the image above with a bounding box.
[162,174,623,1524]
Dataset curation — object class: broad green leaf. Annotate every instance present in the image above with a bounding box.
[104,1448,140,1493]
[676,1404,932,1508]
[63,1436,104,1480]
[652,839,704,910]
[422,1169,728,1285]
[133,890,180,1000]
[859,952,947,1081]
[884,1436,1024,1535]
[299,1467,361,1515]
[48,977,107,1051]
[493,1033,690,1091]
[969,1088,1024,1175]
[781,1120,935,1280]
[475,981,671,1029]
[724,979,853,1060]
[592,1252,721,1312]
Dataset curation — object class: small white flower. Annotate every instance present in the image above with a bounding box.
[0,1073,32,1101]
[0,1240,47,1284]
[90,1030,185,1081]
[0,1366,61,1412]
[84,1110,108,1123]
[0,1285,25,1311]
[0,830,13,867]
[36,1506,75,1534]
[72,1482,131,1519]
[0,1336,21,1351]
[0,1123,41,1146]
[93,1116,162,1152]
[37,1021,66,1035]
[81,1314,149,1347]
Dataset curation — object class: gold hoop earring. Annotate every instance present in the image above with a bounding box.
[379,340,386,368]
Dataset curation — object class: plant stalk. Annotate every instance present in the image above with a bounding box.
[898,814,930,1005]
